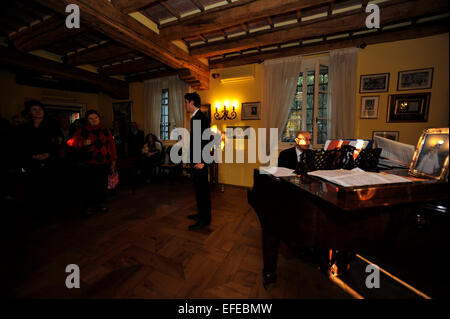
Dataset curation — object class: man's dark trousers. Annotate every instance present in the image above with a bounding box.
[192,166,211,224]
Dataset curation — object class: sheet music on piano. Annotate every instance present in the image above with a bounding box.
[259,166,296,177]
[374,136,415,168]
[308,168,411,187]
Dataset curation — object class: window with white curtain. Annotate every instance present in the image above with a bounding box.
[160,89,169,140]
[282,57,330,148]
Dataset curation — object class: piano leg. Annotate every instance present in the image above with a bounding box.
[262,229,280,289]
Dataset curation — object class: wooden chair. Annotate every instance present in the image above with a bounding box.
[159,145,182,179]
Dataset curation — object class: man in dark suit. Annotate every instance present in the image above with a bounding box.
[184,92,212,231]
[278,131,311,169]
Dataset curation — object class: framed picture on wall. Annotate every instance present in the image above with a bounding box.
[360,96,379,119]
[397,68,433,91]
[409,127,449,180]
[241,102,261,120]
[372,131,399,141]
[113,101,132,128]
[359,73,390,93]
[387,93,430,122]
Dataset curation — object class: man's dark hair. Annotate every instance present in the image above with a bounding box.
[184,92,201,108]
[24,99,45,114]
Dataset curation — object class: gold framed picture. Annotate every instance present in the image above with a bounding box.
[387,93,430,122]
[409,127,449,181]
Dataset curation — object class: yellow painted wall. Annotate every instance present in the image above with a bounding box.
[355,33,449,145]
[198,64,264,187]
[102,81,146,130]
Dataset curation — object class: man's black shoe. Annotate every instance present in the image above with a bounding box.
[188,221,210,231]
[187,214,200,220]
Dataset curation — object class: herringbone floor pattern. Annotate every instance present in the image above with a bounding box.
[7,178,350,299]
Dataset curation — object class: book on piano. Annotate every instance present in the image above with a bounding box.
[374,136,415,169]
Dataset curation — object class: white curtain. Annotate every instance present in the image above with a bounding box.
[143,78,162,138]
[168,75,187,129]
[261,55,302,156]
[329,47,358,139]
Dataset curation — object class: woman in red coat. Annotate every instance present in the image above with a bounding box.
[67,110,117,215]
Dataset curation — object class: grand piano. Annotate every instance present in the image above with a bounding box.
[248,168,448,288]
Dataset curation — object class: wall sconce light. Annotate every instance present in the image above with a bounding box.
[211,73,220,79]
[214,102,237,120]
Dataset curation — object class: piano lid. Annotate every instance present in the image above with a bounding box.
[278,169,447,211]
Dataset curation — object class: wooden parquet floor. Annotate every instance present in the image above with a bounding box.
[5,178,350,299]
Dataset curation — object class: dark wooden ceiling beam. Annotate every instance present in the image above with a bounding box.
[267,16,274,29]
[159,0,335,41]
[160,1,181,20]
[110,0,159,13]
[99,58,165,76]
[209,18,449,69]
[190,0,205,12]
[33,0,209,89]
[178,68,209,86]
[126,69,178,82]
[0,46,129,99]
[296,10,302,22]
[191,0,449,58]
[220,29,228,39]
[9,16,86,52]
[64,42,134,66]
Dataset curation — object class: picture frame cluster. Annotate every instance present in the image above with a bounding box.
[359,68,433,122]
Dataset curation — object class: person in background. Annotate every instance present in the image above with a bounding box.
[67,110,117,215]
[278,131,312,169]
[11,112,28,127]
[69,119,85,139]
[112,120,125,158]
[57,117,71,142]
[127,122,144,157]
[15,100,65,215]
[141,133,162,181]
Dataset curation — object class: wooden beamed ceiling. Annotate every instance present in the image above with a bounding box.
[33,0,209,89]
[0,46,129,99]
[209,18,450,69]
[120,0,448,69]
[0,0,448,94]
[158,0,339,41]
[189,0,450,58]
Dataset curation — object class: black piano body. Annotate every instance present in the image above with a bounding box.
[247,169,448,287]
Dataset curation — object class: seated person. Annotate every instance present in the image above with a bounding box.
[141,133,162,178]
[278,131,311,169]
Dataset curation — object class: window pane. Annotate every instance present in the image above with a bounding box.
[160,89,169,140]
[317,120,328,144]
[318,93,327,118]
[319,65,328,91]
